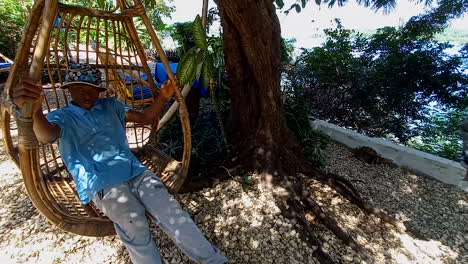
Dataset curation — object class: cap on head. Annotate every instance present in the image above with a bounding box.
[61,63,107,92]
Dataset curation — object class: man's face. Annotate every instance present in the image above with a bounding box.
[68,84,101,110]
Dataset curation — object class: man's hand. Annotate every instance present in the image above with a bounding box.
[13,79,44,113]
[13,80,60,144]
[160,80,176,99]
[126,80,177,124]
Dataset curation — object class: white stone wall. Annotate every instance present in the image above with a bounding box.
[311,120,468,192]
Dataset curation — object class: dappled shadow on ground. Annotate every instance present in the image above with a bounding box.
[1,135,466,263]
[322,142,467,264]
[0,151,130,264]
[152,179,318,264]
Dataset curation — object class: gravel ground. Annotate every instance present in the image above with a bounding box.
[0,138,467,264]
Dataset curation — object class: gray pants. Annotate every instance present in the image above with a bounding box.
[93,170,228,264]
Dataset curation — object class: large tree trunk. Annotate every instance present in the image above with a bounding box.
[216,0,303,175]
[214,2,405,263]
[215,2,334,261]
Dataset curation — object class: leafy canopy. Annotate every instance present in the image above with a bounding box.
[0,0,32,58]
[284,23,468,143]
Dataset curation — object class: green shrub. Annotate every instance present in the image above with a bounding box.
[0,0,31,58]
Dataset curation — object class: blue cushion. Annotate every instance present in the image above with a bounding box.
[132,85,152,100]
[125,73,149,85]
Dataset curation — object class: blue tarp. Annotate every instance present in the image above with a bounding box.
[153,62,178,86]
[125,62,210,100]
[153,62,209,97]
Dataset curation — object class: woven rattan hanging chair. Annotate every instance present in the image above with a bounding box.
[0,0,192,237]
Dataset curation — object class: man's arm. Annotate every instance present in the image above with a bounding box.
[126,80,175,125]
[14,80,61,144]
[33,109,61,144]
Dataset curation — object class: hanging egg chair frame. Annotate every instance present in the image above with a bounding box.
[0,0,192,237]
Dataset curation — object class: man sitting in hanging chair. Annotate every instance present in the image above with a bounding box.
[13,64,228,264]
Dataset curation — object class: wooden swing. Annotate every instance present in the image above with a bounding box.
[0,0,192,237]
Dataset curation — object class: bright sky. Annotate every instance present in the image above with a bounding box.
[163,0,468,48]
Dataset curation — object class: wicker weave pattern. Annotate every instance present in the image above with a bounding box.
[1,0,192,237]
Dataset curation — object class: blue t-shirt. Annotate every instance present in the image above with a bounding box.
[46,98,146,204]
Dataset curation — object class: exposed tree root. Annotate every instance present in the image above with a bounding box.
[301,192,374,263]
[271,176,335,264]
[303,167,407,232]
[231,139,404,263]
[269,174,373,263]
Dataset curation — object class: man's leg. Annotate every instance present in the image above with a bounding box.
[130,170,228,264]
[93,181,166,264]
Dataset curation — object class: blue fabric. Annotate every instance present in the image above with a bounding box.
[0,63,12,69]
[125,73,149,86]
[132,85,153,100]
[193,79,209,97]
[54,16,61,27]
[152,62,210,97]
[153,62,178,86]
[46,98,146,204]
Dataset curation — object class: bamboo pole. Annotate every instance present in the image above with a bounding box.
[157,84,191,130]
[202,0,208,27]
[4,0,45,98]
[17,0,62,229]
[121,18,157,96]
[21,0,58,120]
[0,107,19,167]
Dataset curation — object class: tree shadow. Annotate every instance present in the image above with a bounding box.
[321,142,467,263]
[0,157,130,263]
[149,178,320,264]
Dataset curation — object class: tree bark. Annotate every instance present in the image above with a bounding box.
[216,0,304,176]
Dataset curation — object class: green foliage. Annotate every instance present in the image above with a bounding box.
[282,67,330,168]
[177,47,201,86]
[0,0,31,58]
[277,0,398,14]
[176,16,217,88]
[283,101,330,168]
[156,97,230,177]
[402,0,468,41]
[285,24,468,143]
[280,38,296,68]
[408,108,467,161]
[239,170,255,192]
[171,22,196,55]
[275,0,285,9]
[63,0,174,49]
[193,15,208,50]
[202,54,214,88]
